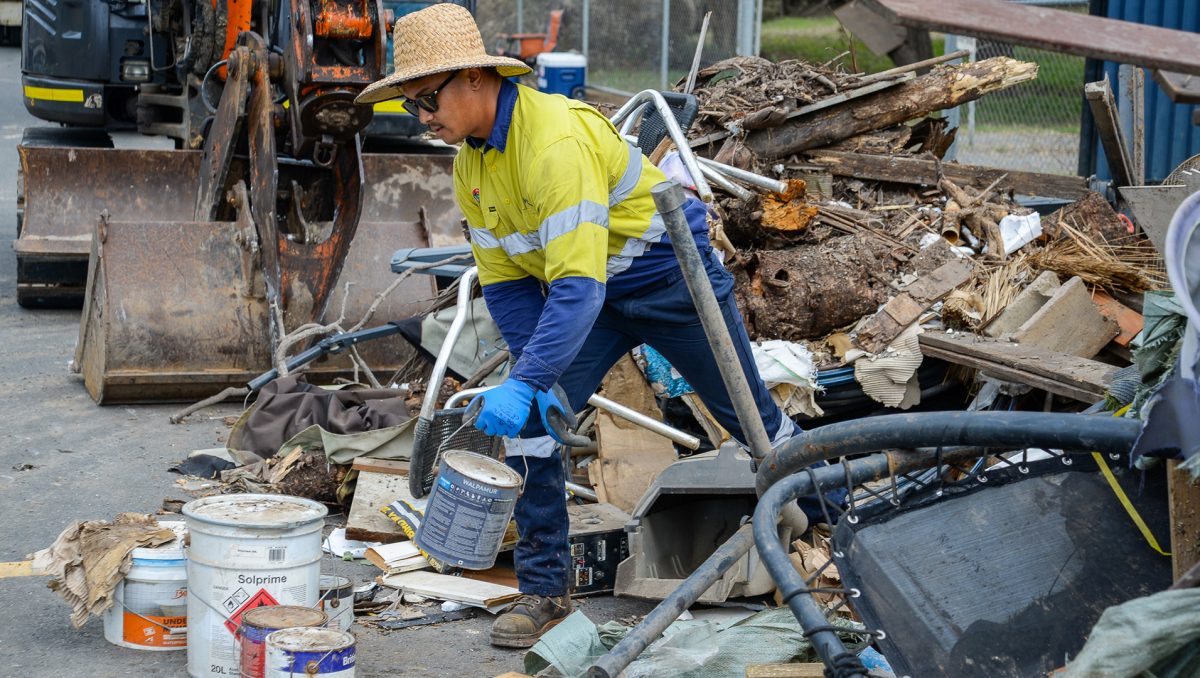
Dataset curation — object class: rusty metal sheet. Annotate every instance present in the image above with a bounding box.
[362,152,460,245]
[16,147,200,258]
[862,0,1200,76]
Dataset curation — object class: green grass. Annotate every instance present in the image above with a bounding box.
[759,15,948,74]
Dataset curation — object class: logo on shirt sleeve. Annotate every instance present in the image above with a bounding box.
[472,187,481,203]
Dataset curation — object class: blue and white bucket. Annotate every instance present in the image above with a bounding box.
[415,450,522,570]
[264,627,356,678]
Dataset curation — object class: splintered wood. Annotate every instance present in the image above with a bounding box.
[761,179,819,232]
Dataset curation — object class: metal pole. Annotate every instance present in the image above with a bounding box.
[660,0,670,91]
[588,394,702,449]
[516,0,524,34]
[582,0,590,61]
[651,181,774,459]
[586,523,756,678]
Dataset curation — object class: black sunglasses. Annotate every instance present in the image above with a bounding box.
[401,70,460,116]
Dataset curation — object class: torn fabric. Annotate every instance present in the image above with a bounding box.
[853,324,924,409]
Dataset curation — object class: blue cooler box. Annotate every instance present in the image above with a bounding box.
[536,52,587,99]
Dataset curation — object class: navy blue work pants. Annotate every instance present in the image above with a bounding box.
[504,248,794,596]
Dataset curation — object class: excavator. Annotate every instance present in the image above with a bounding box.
[15,0,471,403]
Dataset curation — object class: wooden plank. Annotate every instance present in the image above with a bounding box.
[857,259,974,353]
[1168,460,1200,584]
[806,150,1089,200]
[345,470,410,543]
[861,0,1200,76]
[1085,77,1135,188]
[1010,277,1119,359]
[1153,70,1200,105]
[1090,289,1144,347]
[350,457,410,476]
[0,561,37,578]
[918,332,1117,402]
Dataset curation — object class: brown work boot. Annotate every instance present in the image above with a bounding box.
[490,593,572,648]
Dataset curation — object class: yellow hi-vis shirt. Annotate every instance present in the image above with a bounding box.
[453,84,669,288]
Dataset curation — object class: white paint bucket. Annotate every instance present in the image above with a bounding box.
[183,494,328,678]
[265,627,356,678]
[102,521,188,650]
[318,575,354,631]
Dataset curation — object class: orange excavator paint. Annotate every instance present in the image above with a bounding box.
[219,0,254,78]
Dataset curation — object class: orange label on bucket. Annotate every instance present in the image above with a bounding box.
[123,613,187,647]
[224,588,280,635]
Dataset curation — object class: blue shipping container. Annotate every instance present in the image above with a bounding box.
[1088,0,1200,183]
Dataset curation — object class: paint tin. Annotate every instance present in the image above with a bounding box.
[264,627,356,678]
[239,605,328,678]
[318,575,354,631]
[102,521,188,650]
[415,450,522,570]
[183,494,327,678]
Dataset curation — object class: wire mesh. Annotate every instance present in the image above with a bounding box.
[946,1,1088,176]
[475,0,758,94]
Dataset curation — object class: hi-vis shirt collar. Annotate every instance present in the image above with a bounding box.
[465,77,518,153]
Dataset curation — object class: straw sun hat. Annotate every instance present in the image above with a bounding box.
[356,4,532,105]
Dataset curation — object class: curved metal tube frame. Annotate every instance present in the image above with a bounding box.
[753,411,1141,673]
[417,266,477,420]
[587,410,1142,678]
[610,90,714,202]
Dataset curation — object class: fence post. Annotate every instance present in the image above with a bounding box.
[582,0,589,61]
[516,0,523,33]
[736,0,755,56]
[660,0,670,90]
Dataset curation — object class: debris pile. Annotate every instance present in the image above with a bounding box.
[673,53,1168,414]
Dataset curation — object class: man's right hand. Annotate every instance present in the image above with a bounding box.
[469,379,537,438]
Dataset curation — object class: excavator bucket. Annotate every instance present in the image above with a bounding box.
[15,132,197,308]
[56,147,458,403]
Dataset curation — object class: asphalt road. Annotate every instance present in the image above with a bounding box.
[0,45,651,677]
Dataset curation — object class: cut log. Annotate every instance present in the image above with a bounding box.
[806,150,1089,200]
[744,57,1038,160]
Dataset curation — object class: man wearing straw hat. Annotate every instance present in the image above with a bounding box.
[357,3,797,648]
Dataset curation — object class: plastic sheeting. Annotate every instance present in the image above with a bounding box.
[1064,587,1200,677]
[524,608,867,678]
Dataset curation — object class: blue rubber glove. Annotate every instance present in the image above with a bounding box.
[469,379,536,438]
[534,387,574,445]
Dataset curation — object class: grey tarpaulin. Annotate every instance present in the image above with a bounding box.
[524,608,867,678]
[420,297,508,386]
[1063,587,1200,677]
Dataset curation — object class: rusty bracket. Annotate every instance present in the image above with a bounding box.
[195,44,251,222]
[230,182,264,301]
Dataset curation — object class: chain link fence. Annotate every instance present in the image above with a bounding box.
[475,0,761,95]
[945,1,1088,176]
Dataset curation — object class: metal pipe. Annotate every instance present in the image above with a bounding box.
[446,388,703,450]
[755,410,1142,497]
[699,163,753,201]
[585,523,756,678]
[588,394,702,449]
[418,267,477,420]
[610,91,714,202]
[651,181,774,459]
[697,156,788,194]
[565,481,598,502]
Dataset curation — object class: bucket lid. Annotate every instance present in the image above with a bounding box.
[320,574,353,593]
[242,605,328,631]
[443,450,522,488]
[182,494,327,528]
[266,626,355,652]
[131,520,187,560]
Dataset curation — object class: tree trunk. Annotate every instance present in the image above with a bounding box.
[743,56,1038,160]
